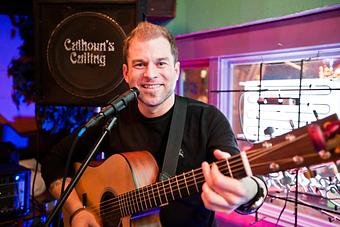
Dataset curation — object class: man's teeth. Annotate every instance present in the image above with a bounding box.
[142,84,161,88]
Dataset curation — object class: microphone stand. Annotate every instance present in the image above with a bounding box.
[43,116,118,226]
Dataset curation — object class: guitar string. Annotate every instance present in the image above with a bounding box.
[83,132,313,220]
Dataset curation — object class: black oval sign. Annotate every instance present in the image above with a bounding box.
[47,12,126,98]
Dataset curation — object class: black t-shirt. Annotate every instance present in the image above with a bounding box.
[42,95,239,226]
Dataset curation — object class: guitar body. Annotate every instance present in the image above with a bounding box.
[63,151,161,227]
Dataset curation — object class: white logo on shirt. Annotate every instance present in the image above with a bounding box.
[179,148,184,158]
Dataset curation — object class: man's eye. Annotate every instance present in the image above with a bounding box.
[134,63,144,68]
[158,61,167,67]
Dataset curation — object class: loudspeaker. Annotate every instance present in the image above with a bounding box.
[145,0,176,21]
[34,0,144,106]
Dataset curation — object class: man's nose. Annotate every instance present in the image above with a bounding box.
[144,64,158,79]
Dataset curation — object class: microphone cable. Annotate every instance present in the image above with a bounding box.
[57,130,83,227]
[275,185,290,226]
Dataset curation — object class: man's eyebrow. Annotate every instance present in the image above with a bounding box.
[131,59,144,64]
[157,57,170,61]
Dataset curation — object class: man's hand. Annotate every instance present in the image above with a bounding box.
[70,209,101,227]
[201,149,258,213]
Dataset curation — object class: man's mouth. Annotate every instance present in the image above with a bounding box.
[141,84,162,89]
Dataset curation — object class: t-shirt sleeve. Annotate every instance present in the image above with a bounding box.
[206,106,240,159]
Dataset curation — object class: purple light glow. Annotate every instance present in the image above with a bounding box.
[0,15,35,122]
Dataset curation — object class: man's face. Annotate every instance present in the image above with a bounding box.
[123,36,180,110]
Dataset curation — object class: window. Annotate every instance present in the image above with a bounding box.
[220,45,340,143]
[180,68,209,103]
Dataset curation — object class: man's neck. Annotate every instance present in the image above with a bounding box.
[138,95,175,118]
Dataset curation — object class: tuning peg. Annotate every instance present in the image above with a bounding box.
[293,155,304,165]
[323,120,340,138]
[308,124,326,152]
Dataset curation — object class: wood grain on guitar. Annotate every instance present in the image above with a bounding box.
[63,114,339,227]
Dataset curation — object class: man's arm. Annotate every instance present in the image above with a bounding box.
[49,178,100,227]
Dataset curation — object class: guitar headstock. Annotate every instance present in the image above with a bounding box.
[247,114,340,176]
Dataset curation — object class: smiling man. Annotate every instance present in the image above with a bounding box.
[42,22,267,227]
[122,25,180,118]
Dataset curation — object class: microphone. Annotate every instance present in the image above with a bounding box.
[78,87,140,136]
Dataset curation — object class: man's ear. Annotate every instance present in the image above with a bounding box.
[175,61,180,81]
[122,64,129,83]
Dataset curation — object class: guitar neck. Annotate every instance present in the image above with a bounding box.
[117,160,247,217]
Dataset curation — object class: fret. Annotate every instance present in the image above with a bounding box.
[185,171,199,196]
[134,189,140,213]
[156,182,163,205]
[132,190,138,214]
[126,191,132,215]
[142,186,148,210]
[124,191,129,215]
[131,190,137,214]
[183,172,190,196]
[138,188,145,211]
[127,192,132,215]
[191,170,199,192]
[221,157,247,179]
[151,183,157,207]
[118,193,124,216]
[240,151,253,176]
[122,193,127,216]
[135,188,141,212]
[162,180,169,204]
[175,175,182,198]
[146,184,153,209]
[226,159,233,178]
[168,178,175,200]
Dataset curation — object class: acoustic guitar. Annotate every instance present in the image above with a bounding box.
[63,114,340,227]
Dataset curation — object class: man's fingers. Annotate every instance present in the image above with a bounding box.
[210,163,247,197]
[202,161,211,185]
[201,182,233,213]
[213,149,231,160]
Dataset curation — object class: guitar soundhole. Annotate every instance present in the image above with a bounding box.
[100,190,121,227]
